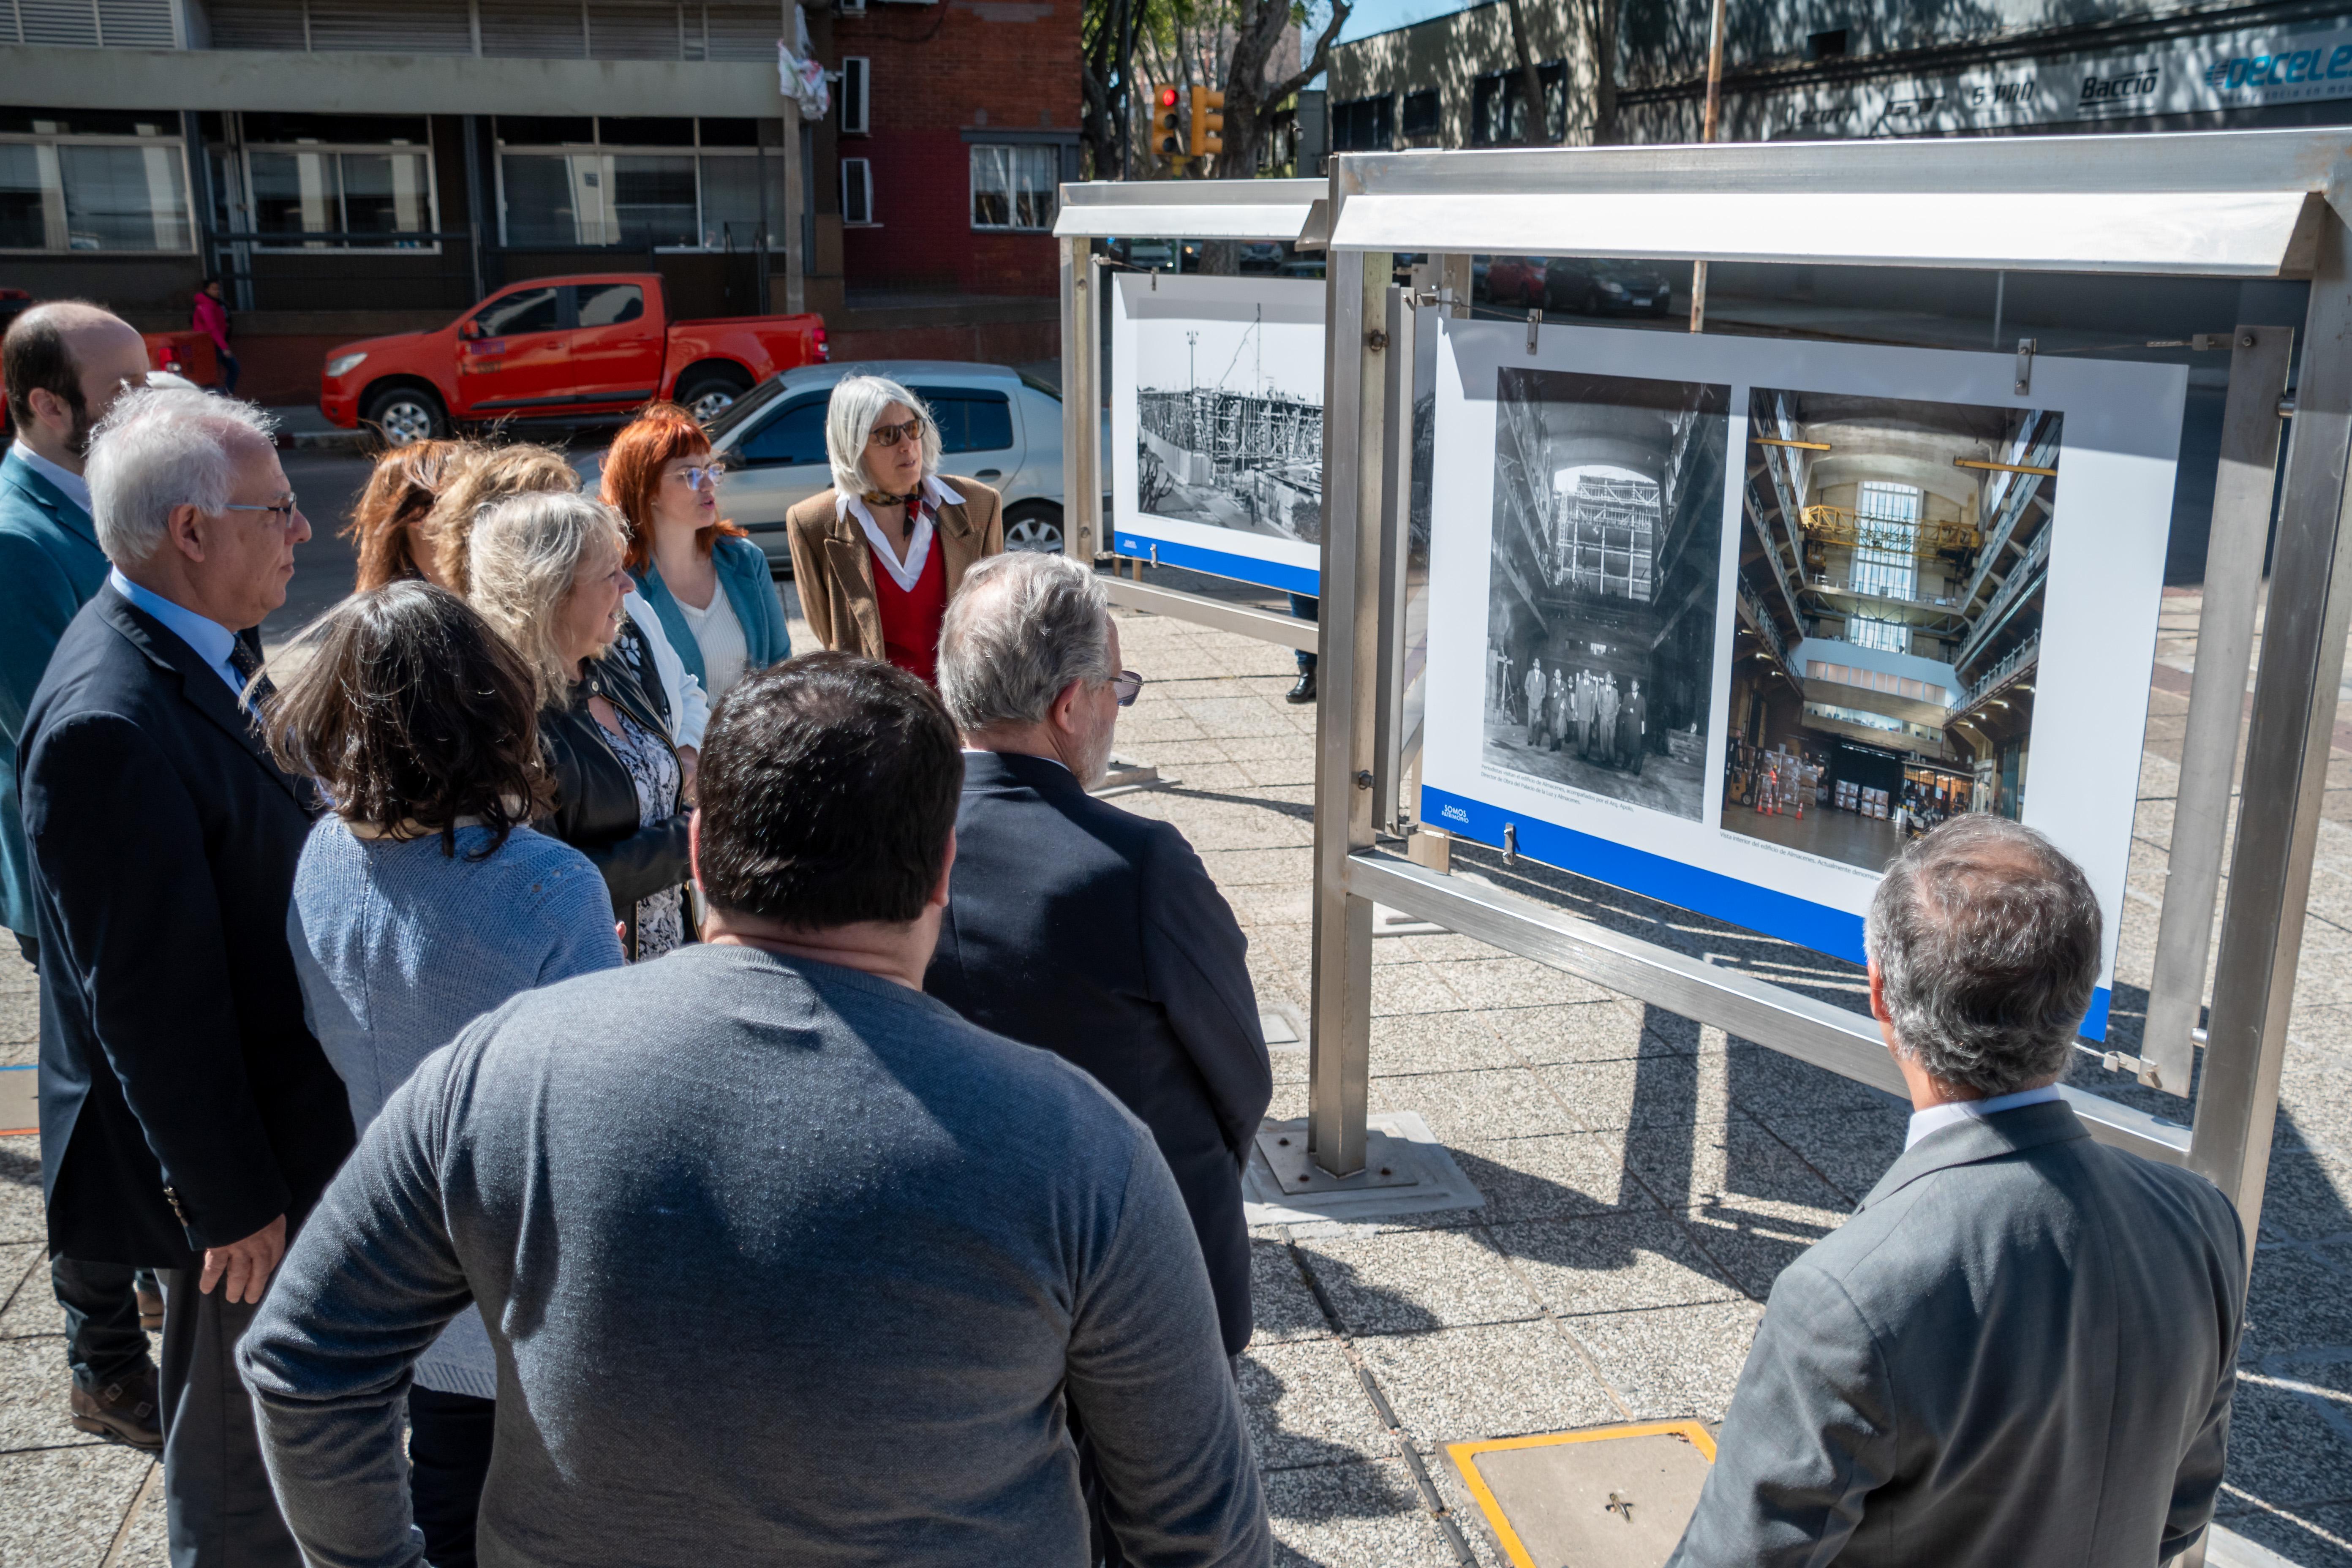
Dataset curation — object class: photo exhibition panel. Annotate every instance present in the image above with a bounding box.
[1112,274,1326,596]
[1418,317,2187,1038]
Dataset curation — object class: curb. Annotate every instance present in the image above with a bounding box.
[280,428,376,454]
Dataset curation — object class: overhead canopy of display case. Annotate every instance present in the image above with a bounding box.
[1325,128,2347,276]
[1055,178,1324,242]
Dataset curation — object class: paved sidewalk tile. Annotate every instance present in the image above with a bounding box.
[1296,1229,1544,1337]
[1489,1214,1745,1317]
[1243,1339,1397,1469]
[1262,1459,1466,1567]
[1356,1320,1624,1447]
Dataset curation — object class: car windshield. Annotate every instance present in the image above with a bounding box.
[703,374,792,440]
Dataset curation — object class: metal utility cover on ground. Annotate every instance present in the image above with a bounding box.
[1450,1422,1717,1568]
[1243,1110,1481,1224]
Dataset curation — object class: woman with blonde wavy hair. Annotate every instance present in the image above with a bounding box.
[467,491,692,961]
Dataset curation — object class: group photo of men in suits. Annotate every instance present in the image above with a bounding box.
[1,295,2248,1568]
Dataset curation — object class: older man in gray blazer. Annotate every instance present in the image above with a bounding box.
[1671,815,2245,1568]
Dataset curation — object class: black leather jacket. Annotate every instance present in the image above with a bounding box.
[538,651,690,948]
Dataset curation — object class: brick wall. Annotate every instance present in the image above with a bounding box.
[828,0,1079,297]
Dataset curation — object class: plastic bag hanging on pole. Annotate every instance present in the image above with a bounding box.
[779,6,830,122]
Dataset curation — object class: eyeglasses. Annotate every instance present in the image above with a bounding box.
[670,463,727,490]
[867,417,923,449]
[1110,669,1144,708]
[220,497,301,528]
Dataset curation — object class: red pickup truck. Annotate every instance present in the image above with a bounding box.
[320,273,827,445]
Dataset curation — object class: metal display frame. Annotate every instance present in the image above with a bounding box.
[1305,129,2349,1260]
[1054,178,1329,651]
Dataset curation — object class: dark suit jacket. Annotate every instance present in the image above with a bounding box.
[22,584,355,1268]
[926,749,1271,1356]
[1670,1100,2246,1568]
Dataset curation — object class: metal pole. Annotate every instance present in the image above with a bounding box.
[1688,0,1727,335]
[1307,240,1388,1178]
[2140,326,2294,1095]
[1372,283,1416,832]
[2192,212,2352,1258]
[1059,236,1101,561]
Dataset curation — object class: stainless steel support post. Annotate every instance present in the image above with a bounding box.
[1307,245,1389,1177]
[1059,239,1102,562]
[2142,326,2295,1095]
[2192,214,2352,1253]
[1371,284,1416,833]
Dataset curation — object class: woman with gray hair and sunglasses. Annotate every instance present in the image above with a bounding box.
[782,373,1003,684]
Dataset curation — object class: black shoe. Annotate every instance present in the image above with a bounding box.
[70,1368,162,1452]
[1286,672,1317,704]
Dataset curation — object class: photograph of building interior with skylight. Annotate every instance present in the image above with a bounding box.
[1723,387,2060,872]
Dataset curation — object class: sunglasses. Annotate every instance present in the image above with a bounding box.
[1111,669,1145,708]
[867,417,924,449]
[670,463,727,490]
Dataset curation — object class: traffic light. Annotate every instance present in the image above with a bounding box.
[1152,85,1183,163]
[1189,86,1225,162]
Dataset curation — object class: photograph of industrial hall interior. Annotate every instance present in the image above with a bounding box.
[1134,304,1325,546]
[1728,387,2062,871]
[1481,366,1729,818]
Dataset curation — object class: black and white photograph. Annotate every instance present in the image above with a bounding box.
[1723,388,2063,871]
[1481,366,1729,819]
[1133,306,1323,545]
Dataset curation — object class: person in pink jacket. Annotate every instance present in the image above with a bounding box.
[191,278,237,395]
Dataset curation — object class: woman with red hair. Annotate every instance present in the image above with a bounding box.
[600,402,791,703]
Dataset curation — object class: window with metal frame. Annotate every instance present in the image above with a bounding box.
[1847,479,1921,652]
[235,113,438,252]
[969,144,1056,231]
[494,115,771,250]
[841,156,874,227]
[0,108,192,253]
[1401,90,1440,138]
[1332,95,1394,152]
[840,57,871,136]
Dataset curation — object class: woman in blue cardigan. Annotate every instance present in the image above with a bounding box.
[602,402,790,702]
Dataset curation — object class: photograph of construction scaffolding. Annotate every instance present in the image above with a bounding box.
[1479,366,1729,819]
[1133,304,1324,544]
[1727,387,2065,871]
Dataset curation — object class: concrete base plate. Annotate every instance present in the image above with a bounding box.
[1448,1422,1716,1568]
[1091,755,1163,796]
[1243,1111,1483,1225]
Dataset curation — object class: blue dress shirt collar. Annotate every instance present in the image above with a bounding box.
[108,567,247,702]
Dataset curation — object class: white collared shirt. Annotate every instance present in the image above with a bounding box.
[108,566,248,703]
[837,475,965,593]
[11,441,91,517]
[1903,1083,2064,1151]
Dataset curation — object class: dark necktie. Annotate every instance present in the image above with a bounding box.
[228,634,273,712]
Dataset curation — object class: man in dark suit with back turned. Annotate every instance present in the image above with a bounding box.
[22,385,352,1567]
[1670,815,2245,1567]
[928,551,1271,1364]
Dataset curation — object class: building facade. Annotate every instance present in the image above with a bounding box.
[0,0,1079,403]
[1326,0,2352,156]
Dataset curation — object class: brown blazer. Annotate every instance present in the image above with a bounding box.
[784,479,1004,660]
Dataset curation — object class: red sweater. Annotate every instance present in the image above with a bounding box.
[873,536,947,684]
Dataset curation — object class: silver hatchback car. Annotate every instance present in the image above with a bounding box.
[588,359,1071,574]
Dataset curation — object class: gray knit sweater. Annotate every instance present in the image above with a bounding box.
[239,943,1269,1568]
[286,818,625,1397]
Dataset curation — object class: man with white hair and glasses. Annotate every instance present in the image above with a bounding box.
[927,552,1271,1563]
[1670,814,2246,1568]
[21,387,351,1565]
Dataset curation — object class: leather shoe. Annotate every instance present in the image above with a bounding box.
[70,1368,162,1452]
[136,1284,163,1332]
[1286,672,1317,704]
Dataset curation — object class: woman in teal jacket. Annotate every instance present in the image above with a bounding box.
[602,403,790,702]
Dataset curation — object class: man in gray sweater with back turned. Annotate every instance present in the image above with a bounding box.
[238,651,1269,1568]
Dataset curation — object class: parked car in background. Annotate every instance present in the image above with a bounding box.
[577,359,1070,574]
[1544,258,1677,317]
[1114,238,1177,271]
[319,273,827,446]
[1483,256,1549,307]
[1239,242,1285,273]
